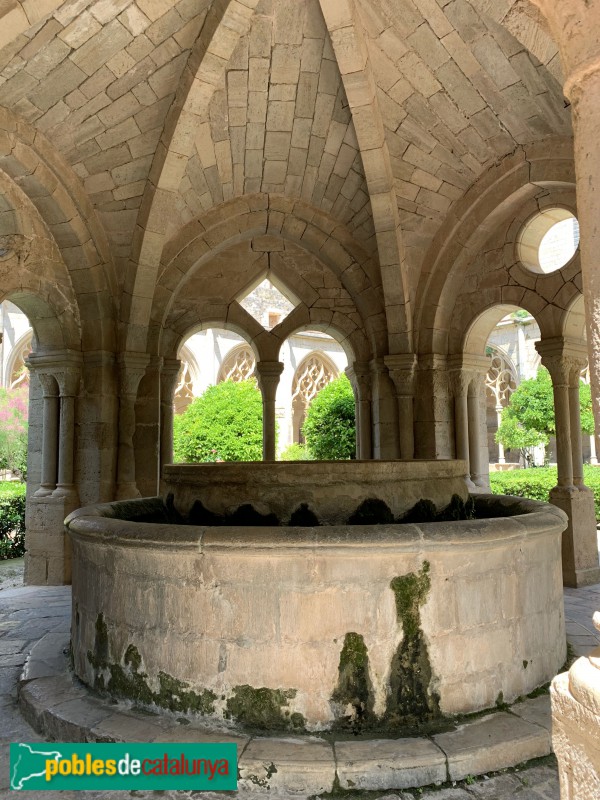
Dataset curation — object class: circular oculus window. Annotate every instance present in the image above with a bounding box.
[517,209,579,274]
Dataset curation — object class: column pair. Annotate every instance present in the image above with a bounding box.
[449,356,489,491]
[535,339,599,586]
[29,354,81,505]
[385,354,417,460]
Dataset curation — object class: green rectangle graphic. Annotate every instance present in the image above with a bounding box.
[10,742,238,791]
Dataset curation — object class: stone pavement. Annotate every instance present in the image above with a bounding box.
[2,579,600,799]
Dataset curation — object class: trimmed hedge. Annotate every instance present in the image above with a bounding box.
[0,481,26,560]
[489,466,600,520]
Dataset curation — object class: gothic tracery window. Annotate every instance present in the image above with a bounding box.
[292,354,337,443]
[218,345,256,383]
[485,348,517,408]
[173,360,195,415]
[7,331,32,389]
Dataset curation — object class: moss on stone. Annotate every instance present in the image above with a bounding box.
[85,617,216,715]
[331,632,375,732]
[386,562,440,728]
[225,685,303,731]
[289,503,320,527]
[87,612,109,671]
[347,498,394,525]
[400,499,437,524]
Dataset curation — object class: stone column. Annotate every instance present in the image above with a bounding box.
[385,354,417,459]
[346,361,372,459]
[370,358,399,459]
[563,65,600,459]
[496,405,505,464]
[568,360,586,489]
[414,355,453,459]
[537,338,600,587]
[34,372,59,497]
[256,361,284,461]
[53,366,81,506]
[116,352,150,500]
[467,372,488,489]
[160,358,181,471]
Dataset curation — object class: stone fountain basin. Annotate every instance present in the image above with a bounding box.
[66,466,567,732]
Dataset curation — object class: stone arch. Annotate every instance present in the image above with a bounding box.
[0,109,116,351]
[152,195,385,360]
[461,303,544,358]
[417,141,578,355]
[562,294,587,342]
[123,0,261,353]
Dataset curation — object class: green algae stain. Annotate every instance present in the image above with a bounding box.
[225,685,304,731]
[386,561,440,728]
[85,616,215,715]
[331,632,375,732]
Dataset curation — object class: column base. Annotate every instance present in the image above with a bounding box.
[24,495,72,585]
[549,486,600,588]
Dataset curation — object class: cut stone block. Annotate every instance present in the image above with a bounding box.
[238,737,335,795]
[335,737,447,791]
[433,712,551,781]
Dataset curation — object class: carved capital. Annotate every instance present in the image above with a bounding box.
[118,352,150,397]
[255,361,284,399]
[384,354,418,397]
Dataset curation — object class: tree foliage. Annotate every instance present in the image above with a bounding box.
[302,373,356,460]
[496,366,594,458]
[173,380,263,463]
[0,386,28,481]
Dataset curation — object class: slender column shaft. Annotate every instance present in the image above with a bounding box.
[569,380,584,487]
[160,360,181,471]
[256,361,284,461]
[346,363,372,459]
[554,381,574,488]
[496,407,505,464]
[116,353,149,500]
[56,395,75,490]
[467,380,485,487]
[35,374,59,496]
[454,390,469,467]
[568,70,600,452]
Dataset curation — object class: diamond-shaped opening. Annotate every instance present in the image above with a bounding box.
[238,274,299,330]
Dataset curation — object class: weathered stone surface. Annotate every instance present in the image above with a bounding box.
[335,737,446,790]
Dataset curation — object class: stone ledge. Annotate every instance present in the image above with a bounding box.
[18,631,554,794]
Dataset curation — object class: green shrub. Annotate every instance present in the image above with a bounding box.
[279,443,314,461]
[173,380,263,463]
[489,466,600,520]
[302,374,356,460]
[0,482,26,559]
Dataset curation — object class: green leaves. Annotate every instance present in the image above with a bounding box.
[173,380,263,463]
[496,367,594,451]
[0,482,26,559]
[302,374,356,460]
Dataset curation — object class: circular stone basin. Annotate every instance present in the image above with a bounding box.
[66,462,567,734]
[160,459,470,524]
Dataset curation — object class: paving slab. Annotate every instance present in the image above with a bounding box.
[238,737,336,795]
[335,737,447,791]
[511,695,552,732]
[433,712,550,781]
